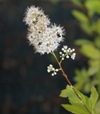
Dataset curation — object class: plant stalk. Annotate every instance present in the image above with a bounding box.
[52,52,93,114]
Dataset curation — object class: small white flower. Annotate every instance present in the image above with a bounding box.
[64,45,67,49]
[71,53,76,60]
[72,48,75,52]
[55,69,59,72]
[59,52,62,54]
[47,69,50,73]
[62,48,64,51]
[67,48,71,52]
[66,55,69,58]
[62,58,64,60]
[51,73,54,76]
[54,72,57,75]
[62,54,64,56]
[49,64,53,67]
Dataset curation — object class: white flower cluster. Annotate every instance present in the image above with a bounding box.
[47,64,59,76]
[23,5,65,54]
[59,45,76,60]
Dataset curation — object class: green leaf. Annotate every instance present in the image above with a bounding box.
[80,44,100,59]
[60,86,98,114]
[94,37,100,48]
[74,68,91,92]
[95,99,100,113]
[85,0,100,14]
[72,10,89,23]
[60,85,80,104]
[80,23,92,35]
[89,86,99,111]
[88,60,100,75]
[75,39,93,45]
[74,69,88,91]
[92,19,100,35]
[60,85,88,105]
[61,104,89,114]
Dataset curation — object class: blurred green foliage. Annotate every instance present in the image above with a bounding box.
[71,0,100,113]
[72,0,100,93]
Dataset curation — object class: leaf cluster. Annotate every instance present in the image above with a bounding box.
[71,0,100,113]
[60,85,99,114]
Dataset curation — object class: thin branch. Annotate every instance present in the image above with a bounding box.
[52,52,93,114]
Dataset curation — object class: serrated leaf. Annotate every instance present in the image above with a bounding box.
[75,39,93,45]
[89,86,99,111]
[80,44,100,59]
[60,85,80,104]
[61,104,89,114]
[72,10,89,23]
[60,85,88,105]
[60,86,98,114]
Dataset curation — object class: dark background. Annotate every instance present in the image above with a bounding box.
[0,0,85,114]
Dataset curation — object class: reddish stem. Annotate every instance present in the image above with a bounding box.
[52,52,93,114]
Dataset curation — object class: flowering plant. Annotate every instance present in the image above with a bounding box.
[23,5,99,114]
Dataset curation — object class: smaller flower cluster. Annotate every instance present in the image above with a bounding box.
[59,45,76,60]
[47,64,59,76]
